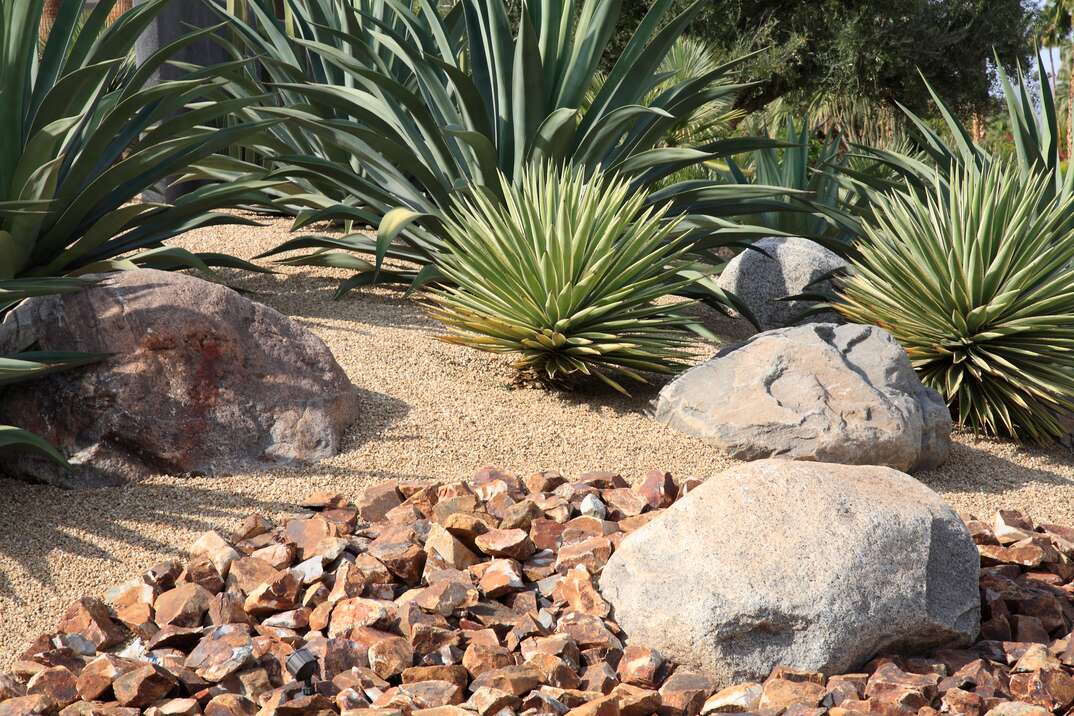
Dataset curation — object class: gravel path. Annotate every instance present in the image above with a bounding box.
[2,215,1074,667]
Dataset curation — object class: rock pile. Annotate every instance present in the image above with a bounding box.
[2,470,1074,716]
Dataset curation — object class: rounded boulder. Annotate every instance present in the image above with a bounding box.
[598,460,980,687]
[0,269,359,487]
[716,236,848,330]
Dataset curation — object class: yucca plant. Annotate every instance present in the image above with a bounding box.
[1,0,279,282]
[0,277,104,464]
[204,0,790,294]
[835,162,1074,443]
[427,163,699,393]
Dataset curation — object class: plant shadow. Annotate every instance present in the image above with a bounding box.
[230,270,440,333]
[0,482,294,603]
[916,436,1074,498]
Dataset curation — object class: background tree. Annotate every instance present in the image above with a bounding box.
[614,0,1036,121]
[40,0,132,41]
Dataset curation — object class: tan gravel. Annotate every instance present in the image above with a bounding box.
[2,214,1074,667]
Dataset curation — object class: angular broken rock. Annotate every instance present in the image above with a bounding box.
[658,671,716,716]
[474,529,536,560]
[154,583,213,628]
[190,531,241,578]
[617,645,668,689]
[56,597,125,650]
[75,654,140,701]
[701,682,762,714]
[112,664,177,707]
[600,460,979,686]
[26,666,78,710]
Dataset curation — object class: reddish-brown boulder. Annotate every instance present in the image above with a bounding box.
[0,270,358,486]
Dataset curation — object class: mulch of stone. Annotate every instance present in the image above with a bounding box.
[1,469,1073,716]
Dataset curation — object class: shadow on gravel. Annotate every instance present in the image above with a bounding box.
[0,482,295,602]
[235,271,439,333]
[917,438,1074,496]
[342,386,412,452]
[0,385,412,602]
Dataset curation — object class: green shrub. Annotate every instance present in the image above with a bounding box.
[721,117,860,248]
[428,163,699,393]
[211,0,788,295]
[835,162,1074,442]
[0,0,276,282]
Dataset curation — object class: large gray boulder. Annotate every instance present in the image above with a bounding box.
[717,236,847,330]
[599,460,980,687]
[654,323,951,472]
[0,270,359,487]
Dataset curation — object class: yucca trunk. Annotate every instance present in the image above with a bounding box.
[40,0,133,42]
[39,0,61,42]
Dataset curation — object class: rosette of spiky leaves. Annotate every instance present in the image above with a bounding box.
[835,162,1074,443]
[427,164,700,394]
[0,277,105,466]
[0,0,279,282]
[207,0,790,295]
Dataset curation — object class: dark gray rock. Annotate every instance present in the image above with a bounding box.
[717,236,847,330]
[599,460,980,687]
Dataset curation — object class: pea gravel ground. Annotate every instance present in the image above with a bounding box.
[2,214,1074,668]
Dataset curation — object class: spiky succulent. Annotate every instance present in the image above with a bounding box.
[0,0,276,282]
[427,164,700,393]
[209,0,788,295]
[835,162,1074,442]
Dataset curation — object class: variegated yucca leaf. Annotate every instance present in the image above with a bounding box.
[427,163,701,394]
[835,162,1074,443]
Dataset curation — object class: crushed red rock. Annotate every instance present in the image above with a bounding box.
[2,473,1074,716]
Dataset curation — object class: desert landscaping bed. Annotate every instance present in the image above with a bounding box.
[3,216,1074,671]
[3,461,1074,716]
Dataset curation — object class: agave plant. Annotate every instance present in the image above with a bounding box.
[835,162,1074,442]
[720,117,862,248]
[851,53,1072,207]
[204,0,789,294]
[427,163,700,393]
[0,277,104,464]
[1,0,278,282]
